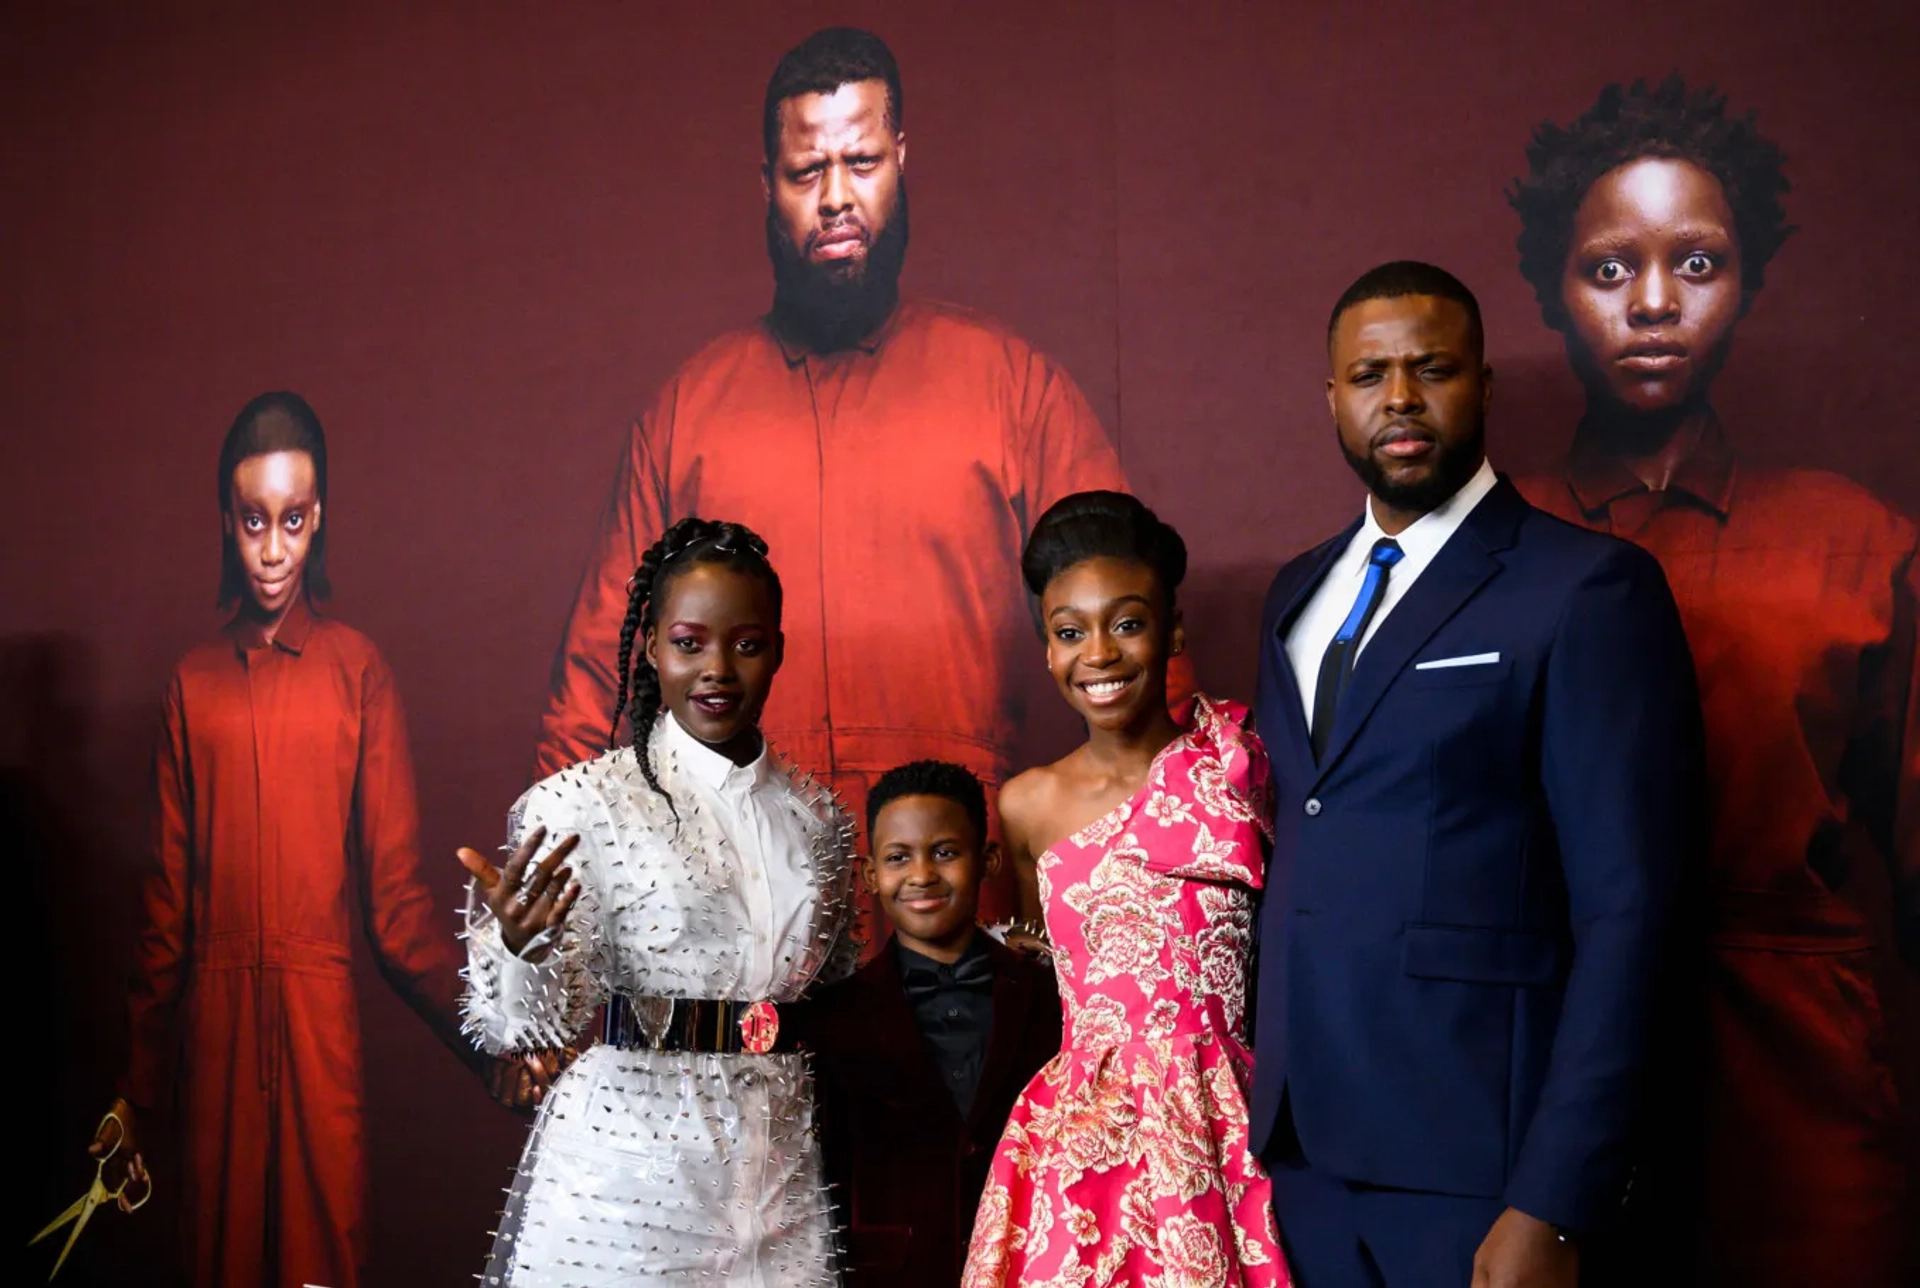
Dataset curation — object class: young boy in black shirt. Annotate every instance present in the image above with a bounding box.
[795,760,1062,1286]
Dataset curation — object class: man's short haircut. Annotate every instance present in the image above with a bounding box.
[763,27,903,166]
[1327,260,1485,356]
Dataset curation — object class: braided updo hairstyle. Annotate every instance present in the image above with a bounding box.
[609,517,784,813]
[1021,490,1188,614]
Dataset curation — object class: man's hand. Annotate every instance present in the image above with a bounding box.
[1471,1207,1578,1288]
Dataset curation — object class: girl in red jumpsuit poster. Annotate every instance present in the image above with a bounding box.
[81,392,475,1287]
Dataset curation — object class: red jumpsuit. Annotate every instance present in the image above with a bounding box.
[535,298,1180,921]
[120,598,466,1287]
[1519,420,1918,1285]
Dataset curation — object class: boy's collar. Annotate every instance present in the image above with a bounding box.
[893,926,988,974]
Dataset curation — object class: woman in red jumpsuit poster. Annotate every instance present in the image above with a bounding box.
[1511,79,1918,1285]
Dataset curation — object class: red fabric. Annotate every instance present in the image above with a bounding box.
[120,597,466,1287]
[1518,421,1917,1285]
[533,298,1178,922]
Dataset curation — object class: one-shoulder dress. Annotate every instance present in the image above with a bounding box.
[963,694,1291,1287]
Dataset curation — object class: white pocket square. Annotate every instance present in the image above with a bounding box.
[1414,651,1501,671]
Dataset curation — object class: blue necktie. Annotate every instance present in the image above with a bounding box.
[1310,538,1404,762]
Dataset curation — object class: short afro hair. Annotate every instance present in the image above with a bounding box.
[866,760,989,849]
[1508,76,1794,331]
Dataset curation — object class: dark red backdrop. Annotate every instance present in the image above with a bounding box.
[6,1,1916,1282]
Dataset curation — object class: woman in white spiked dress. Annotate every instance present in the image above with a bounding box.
[459,519,858,1287]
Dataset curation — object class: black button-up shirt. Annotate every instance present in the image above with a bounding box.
[896,935,997,1115]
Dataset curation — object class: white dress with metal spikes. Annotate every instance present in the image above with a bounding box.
[462,713,859,1287]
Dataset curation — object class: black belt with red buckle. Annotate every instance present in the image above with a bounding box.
[603,993,781,1055]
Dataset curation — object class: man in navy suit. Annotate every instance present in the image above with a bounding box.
[1252,261,1705,1288]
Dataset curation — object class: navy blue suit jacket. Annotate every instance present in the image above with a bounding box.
[1251,476,1705,1233]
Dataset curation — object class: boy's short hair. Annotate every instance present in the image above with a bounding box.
[866,760,989,847]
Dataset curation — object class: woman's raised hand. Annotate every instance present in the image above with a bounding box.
[457,826,582,961]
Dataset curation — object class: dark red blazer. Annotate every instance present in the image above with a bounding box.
[793,933,1062,1287]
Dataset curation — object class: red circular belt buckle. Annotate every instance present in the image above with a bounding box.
[738,1001,779,1054]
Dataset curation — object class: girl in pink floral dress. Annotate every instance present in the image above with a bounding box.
[964,491,1289,1288]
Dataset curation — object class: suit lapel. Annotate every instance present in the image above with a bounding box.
[968,938,1031,1136]
[1312,479,1526,780]
[1264,521,1361,777]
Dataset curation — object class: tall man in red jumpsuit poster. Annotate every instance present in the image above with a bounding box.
[534,28,1186,930]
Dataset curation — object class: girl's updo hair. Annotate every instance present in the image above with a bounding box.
[1020,490,1188,608]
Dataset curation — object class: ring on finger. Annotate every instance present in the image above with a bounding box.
[522,865,552,900]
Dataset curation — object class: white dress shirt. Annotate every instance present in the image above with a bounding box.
[660,712,826,1000]
[1284,457,1498,718]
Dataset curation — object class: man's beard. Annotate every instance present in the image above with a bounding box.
[766,181,910,353]
[1338,416,1486,516]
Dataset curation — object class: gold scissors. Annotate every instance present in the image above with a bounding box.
[29,1111,151,1280]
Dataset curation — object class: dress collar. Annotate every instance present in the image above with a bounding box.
[657,710,773,793]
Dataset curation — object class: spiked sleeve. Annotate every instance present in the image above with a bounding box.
[460,779,607,1053]
[809,794,865,989]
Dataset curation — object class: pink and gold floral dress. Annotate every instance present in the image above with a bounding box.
[963,694,1290,1287]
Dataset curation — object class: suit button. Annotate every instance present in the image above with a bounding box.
[1304,798,1322,816]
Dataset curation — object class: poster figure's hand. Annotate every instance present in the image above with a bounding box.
[483,1056,532,1113]
[484,1048,580,1114]
[87,1099,148,1212]
[1471,1207,1578,1288]
[457,826,581,961]
[523,1047,578,1106]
